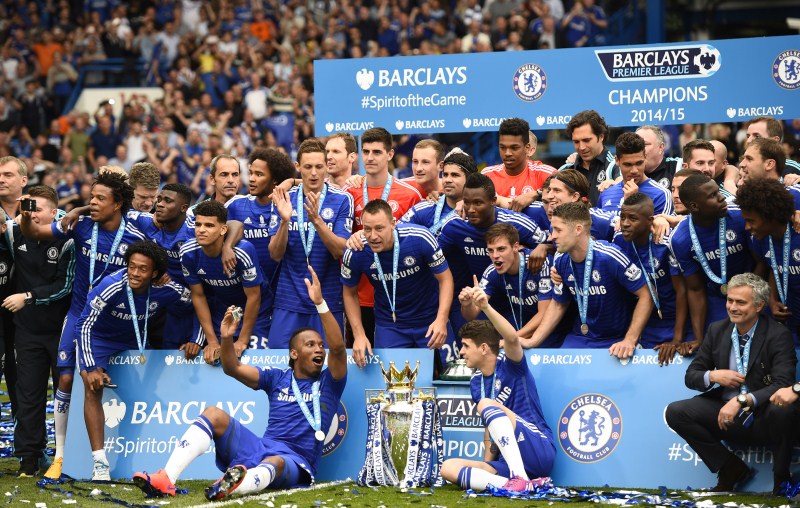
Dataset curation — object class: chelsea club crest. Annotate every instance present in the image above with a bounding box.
[558,393,622,463]
[322,400,348,456]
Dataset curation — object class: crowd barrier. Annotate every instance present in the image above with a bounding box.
[64,349,800,491]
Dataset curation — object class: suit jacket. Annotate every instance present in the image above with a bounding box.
[685,315,796,404]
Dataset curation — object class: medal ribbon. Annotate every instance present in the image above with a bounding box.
[429,195,449,234]
[688,215,727,288]
[570,238,594,330]
[363,175,393,206]
[480,370,497,399]
[296,183,328,262]
[730,322,757,395]
[374,229,400,321]
[768,227,790,305]
[503,252,526,329]
[632,234,662,318]
[290,374,321,434]
[125,280,150,359]
[89,218,126,289]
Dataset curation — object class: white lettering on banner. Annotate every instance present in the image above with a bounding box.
[107,435,216,459]
[613,50,691,69]
[608,86,708,105]
[362,93,467,111]
[445,439,485,459]
[130,401,256,425]
[377,67,468,87]
[530,353,593,365]
[535,115,572,127]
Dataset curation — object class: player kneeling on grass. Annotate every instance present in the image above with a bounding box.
[133,265,347,500]
[441,276,555,493]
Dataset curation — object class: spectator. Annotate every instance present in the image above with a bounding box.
[462,20,492,52]
[88,116,121,169]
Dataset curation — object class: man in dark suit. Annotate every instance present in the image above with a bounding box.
[666,272,797,494]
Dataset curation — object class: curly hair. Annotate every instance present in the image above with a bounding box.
[94,171,134,212]
[735,178,794,226]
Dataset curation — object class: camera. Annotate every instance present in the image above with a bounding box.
[231,306,243,321]
[21,198,37,212]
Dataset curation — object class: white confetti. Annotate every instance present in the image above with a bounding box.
[35,504,47,508]
[61,501,77,505]
[89,489,103,496]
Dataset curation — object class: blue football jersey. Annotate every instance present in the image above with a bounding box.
[668,207,752,298]
[129,212,194,285]
[51,214,146,314]
[479,248,553,330]
[598,179,673,215]
[400,199,456,233]
[750,229,800,329]
[77,269,191,371]
[268,184,353,314]
[612,232,680,323]
[520,205,616,243]
[257,367,346,477]
[553,240,647,346]
[341,224,448,327]
[469,352,552,441]
[225,195,281,288]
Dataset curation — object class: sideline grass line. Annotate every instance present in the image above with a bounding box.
[185,479,352,508]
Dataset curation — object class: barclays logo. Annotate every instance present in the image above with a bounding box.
[357,66,468,90]
[356,68,375,90]
[103,398,127,429]
[596,44,721,82]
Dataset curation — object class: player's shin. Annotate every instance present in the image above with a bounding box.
[164,416,214,484]
[481,406,528,480]
[234,463,277,495]
[457,466,507,491]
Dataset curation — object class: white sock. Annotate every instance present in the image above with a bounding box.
[235,463,277,495]
[165,416,213,484]
[482,407,528,480]
[53,389,70,459]
[92,449,107,464]
[457,467,508,491]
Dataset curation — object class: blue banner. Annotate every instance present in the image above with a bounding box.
[314,36,800,135]
[65,348,800,492]
[63,349,435,480]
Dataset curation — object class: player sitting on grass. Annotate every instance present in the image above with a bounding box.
[132,265,347,500]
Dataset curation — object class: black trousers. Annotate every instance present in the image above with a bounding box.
[345,306,376,348]
[0,309,17,419]
[666,395,798,479]
[13,329,58,459]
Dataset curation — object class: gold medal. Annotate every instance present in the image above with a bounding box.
[580,323,589,335]
[657,309,663,320]
[720,283,728,294]
[392,312,396,322]
[315,430,325,441]
[140,354,146,364]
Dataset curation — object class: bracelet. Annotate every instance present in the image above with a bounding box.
[316,300,330,314]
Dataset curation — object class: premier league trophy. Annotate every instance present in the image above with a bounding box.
[357,361,444,488]
[439,358,475,381]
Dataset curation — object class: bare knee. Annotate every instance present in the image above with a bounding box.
[441,459,462,483]
[477,398,502,413]
[263,456,285,476]
[201,406,230,437]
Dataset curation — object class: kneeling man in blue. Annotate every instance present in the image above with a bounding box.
[133,265,347,500]
[77,241,192,481]
[442,278,555,493]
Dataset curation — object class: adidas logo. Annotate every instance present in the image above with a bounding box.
[505,284,513,289]
[18,244,26,252]
[603,200,612,207]
[197,268,206,275]
[244,217,252,224]
[464,237,474,243]
[85,239,93,244]
[259,215,265,224]
[116,303,126,309]
[518,432,525,442]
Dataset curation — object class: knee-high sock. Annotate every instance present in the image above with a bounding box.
[53,389,71,459]
[164,416,213,484]
[457,466,508,491]
[235,463,277,495]
[481,406,528,480]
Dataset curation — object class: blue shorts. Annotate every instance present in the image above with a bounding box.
[561,333,616,349]
[163,308,193,349]
[215,417,311,488]
[78,337,137,373]
[487,416,555,479]
[267,308,345,348]
[56,310,80,370]
[374,321,458,364]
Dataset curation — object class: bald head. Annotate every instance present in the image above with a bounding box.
[709,140,728,178]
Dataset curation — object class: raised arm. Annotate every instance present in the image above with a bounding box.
[471,275,523,363]
[220,306,261,389]
[306,265,346,380]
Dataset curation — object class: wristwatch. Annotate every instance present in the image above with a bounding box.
[792,382,800,395]
[736,393,750,408]
[23,292,33,305]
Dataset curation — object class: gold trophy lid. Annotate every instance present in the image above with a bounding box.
[380,360,420,390]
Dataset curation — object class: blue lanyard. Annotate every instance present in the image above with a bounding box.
[89,218,126,290]
[480,371,497,399]
[768,227,790,306]
[632,234,662,319]
[363,175,392,206]
[429,195,449,234]
[290,374,321,432]
[296,183,328,263]
[730,321,756,395]
[374,229,400,322]
[503,252,526,329]
[570,239,594,329]
[688,215,727,288]
[125,281,151,356]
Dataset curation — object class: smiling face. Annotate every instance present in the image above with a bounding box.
[725,284,763,330]
[619,203,652,243]
[571,124,604,165]
[127,253,157,291]
[290,330,327,377]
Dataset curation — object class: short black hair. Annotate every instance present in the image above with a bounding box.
[124,241,169,279]
[498,117,530,141]
[94,171,134,212]
[194,199,228,223]
[615,132,646,157]
[459,320,500,355]
[161,183,192,205]
[464,172,496,199]
[736,178,794,226]
[620,192,654,216]
[361,127,393,151]
[567,110,608,139]
[362,199,393,220]
[678,173,713,206]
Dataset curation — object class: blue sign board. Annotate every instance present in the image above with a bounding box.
[65,349,800,492]
[314,37,800,135]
